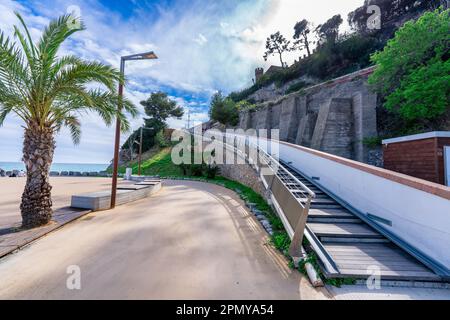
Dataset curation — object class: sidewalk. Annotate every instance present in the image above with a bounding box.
[0,207,92,258]
[328,284,450,300]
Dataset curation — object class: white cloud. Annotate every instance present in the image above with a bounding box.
[0,0,365,163]
[194,33,208,46]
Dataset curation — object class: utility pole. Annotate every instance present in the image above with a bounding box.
[187,110,191,130]
[138,127,143,176]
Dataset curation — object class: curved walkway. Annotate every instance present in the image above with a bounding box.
[0,180,329,300]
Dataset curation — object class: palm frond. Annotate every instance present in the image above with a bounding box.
[50,61,122,94]
[0,107,10,126]
[1,13,138,145]
[50,89,138,134]
[14,13,37,58]
[38,15,85,68]
[65,115,81,145]
[13,12,37,77]
[49,55,82,79]
[0,31,31,113]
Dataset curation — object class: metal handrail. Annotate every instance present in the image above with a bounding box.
[255,144,316,200]
[190,130,315,201]
[188,131,318,260]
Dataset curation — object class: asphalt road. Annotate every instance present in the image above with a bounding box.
[0,180,329,300]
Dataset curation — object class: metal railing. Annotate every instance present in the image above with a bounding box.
[225,133,316,259]
[187,130,317,259]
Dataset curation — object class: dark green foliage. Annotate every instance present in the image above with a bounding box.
[205,164,220,179]
[122,127,156,155]
[271,232,291,253]
[363,136,383,148]
[155,130,170,148]
[293,19,313,57]
[285,81,308,94]
[184,164,204,177]
[142,92,184,131]
[369,8,450,133]
[121,92,184,154]
[317,14,343,44]
[348,0,443,35]
[209,92,239,126]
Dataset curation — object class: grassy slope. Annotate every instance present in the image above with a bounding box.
[118,148,183,176]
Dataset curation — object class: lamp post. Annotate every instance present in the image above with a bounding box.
[111,51,158,209]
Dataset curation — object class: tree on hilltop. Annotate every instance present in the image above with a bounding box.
[293,19,313,57]
[316,14,343,44]
[263,31,291,67]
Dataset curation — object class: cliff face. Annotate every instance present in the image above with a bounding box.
[238,67,379,164]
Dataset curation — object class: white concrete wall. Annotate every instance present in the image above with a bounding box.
[224,132,450,270]
[279,143,450,270]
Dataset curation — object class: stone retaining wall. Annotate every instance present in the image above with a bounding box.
[218,162,268,201]
[238,67,379,164]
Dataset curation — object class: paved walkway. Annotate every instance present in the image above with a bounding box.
[0,180,330,300]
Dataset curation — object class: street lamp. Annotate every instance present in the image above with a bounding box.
[111,51,158,209]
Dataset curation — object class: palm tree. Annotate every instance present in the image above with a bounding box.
[0,13,137,229]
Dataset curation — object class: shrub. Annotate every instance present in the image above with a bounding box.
[271,232,291,253]
[155,130,170,148]
[362,136,383,148]
[205,165,220,179]
[285,81,308,94]
[209,92,239,126]
[236,100,257,111]
[369,8,450,130]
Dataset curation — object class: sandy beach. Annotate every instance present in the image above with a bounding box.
[0,177,113,230]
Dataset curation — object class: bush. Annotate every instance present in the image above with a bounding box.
[271,232,291,253]
[285,81,308,94]
[369,8,450,131]
[236,100,257,111]
[205,165,220,179]
[155,130,170,148]
[363,136,382,148]
[209,92,239,126]
[384,60,450,121]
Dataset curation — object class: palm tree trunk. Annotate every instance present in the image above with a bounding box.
[21,122,55,229]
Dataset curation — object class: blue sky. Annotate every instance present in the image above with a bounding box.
[0,0,363,163]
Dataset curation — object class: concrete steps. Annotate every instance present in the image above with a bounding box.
[280,160,442,282]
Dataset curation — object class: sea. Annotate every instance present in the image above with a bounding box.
[0,162,109,173]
